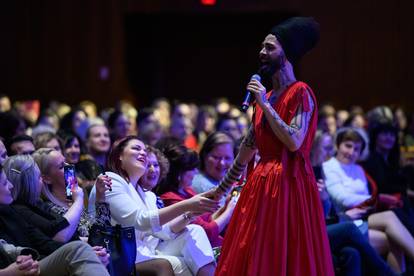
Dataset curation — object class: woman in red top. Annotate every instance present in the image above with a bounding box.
[213,17,334,275]
[157,143,237,247]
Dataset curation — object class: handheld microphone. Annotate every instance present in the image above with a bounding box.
[241,74,261,113]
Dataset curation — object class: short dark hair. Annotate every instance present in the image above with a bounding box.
[215,113,237,131]
[368,122,399,168]
[336,128,366,154]
[7,134,34,154]
[107,110,124,129]
[156,144,199,195]
[59,108,87,132]
[136,107,155,126]
[57,130,82,150]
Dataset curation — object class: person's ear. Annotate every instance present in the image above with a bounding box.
[42,174,52,185]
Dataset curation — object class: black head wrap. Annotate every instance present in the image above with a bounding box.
[270,17,320,65]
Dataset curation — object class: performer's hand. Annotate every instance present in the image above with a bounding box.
[185,192,220,215]
[201,187,224,201]
[316,179,330,201]
[247,79,267,107]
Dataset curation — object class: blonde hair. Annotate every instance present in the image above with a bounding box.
[32,148,66,207]
[3,155,41,205]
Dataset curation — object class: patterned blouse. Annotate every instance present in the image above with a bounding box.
[44,201,111,237]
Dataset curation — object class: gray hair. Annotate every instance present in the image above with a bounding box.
[3,155,41,205]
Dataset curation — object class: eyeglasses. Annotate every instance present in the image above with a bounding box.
[208,155,233,163]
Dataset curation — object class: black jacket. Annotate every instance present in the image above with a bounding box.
[0,205,63,260]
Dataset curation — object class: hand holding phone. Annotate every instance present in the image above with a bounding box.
[64,164,77,200]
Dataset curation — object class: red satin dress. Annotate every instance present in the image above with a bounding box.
[216,81,334,276]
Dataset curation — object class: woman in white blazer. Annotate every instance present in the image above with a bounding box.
[89,136,218,276]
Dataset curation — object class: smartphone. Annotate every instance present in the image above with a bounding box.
[64,164,77,200]
[313,166,323,180]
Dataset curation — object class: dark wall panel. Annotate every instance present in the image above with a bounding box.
[1,0,413,112]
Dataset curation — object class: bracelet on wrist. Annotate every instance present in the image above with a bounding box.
[183,212,193,222]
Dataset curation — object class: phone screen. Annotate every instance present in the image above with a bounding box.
[64,164,76,200]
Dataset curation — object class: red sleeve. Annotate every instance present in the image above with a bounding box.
[294,85,311,113]
[192,213,221,246]
[160,192,183,207]
[288,83,313,118]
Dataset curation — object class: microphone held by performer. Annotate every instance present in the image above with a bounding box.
[241,74,261,112]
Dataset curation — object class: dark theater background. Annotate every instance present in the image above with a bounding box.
[0,0,413,110]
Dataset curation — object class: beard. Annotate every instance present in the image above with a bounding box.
[258,53,285,79]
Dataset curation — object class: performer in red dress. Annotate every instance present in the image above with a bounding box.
[214,17,335,275]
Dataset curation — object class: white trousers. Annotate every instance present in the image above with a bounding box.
[155,224,215,276]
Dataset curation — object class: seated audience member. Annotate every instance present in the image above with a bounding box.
[31,109,60,137]
[38,108,60,130]
[365,106,394,130]
[137,108,158,133]
[192,132,235,198]
[107,110,131,142]
[158,143,237,247]
[5,154,111,242]
[0,140,7,165]
[5,154,173,275]
[79,100,98,119]
[33,132,62,152]
[0,94,11,112]
[336,110,350,129]
[343,113,366,129]
[7,134,35,155]
[0,165,110,276]
[194,105,217,147]
[85,124,111,168]
[139,145,170,209]
[323,127,414,273]
[362,122,414,238]
[318,113,337,135]
[311,133,395,275]
[171,102,192,121]
[58,131,82,164]
[32,148,110,238]
[152,97,171,132]
[215,114,242,142]
[236,114,249,138]
[362,122,408,203]
[0,111,26,143]
[310,130,335,170]
[59,108,88,138]
[136,107,163,147]
[88,136,218,276]
[169,116,197,150]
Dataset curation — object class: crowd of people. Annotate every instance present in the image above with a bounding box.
[1,15,414,276]
[1,89,414,275]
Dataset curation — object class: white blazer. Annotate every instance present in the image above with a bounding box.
[89,172,177,263]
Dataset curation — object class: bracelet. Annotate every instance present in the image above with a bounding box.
[183,212,192,222]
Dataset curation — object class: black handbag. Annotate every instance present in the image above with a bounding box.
[89,224,136,276]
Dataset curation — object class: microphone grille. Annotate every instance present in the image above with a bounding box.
[251,74,261,82]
